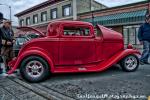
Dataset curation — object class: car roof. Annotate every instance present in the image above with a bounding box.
[49,20,93,26]
[47,21,93,36]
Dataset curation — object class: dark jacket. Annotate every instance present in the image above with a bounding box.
[138,23,150,42]
[0,26,1,49]
[0,26,14,46]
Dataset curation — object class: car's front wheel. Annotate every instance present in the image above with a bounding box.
[120,54,139,72]
[20,56,50,82]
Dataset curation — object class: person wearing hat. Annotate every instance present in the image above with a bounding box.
[0,13,5,75]
[0,20,15,75]
[138,14,150,64]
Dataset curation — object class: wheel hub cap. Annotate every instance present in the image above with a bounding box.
[26,60,44,78]
[125,56,137,70]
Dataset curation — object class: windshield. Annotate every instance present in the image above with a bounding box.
[15,37,28,46]
[26,33,40,39]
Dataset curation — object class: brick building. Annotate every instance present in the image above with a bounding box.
[15,0,106,33]
[79,1,150,46]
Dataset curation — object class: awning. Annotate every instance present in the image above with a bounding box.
[82,9,147,26]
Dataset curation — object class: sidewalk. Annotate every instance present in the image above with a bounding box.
[0,77,46,100]
[0,76,75,100]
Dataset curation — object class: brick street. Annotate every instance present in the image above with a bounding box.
[0,64,149,100]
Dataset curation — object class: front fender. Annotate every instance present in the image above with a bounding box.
[7,47,54,74]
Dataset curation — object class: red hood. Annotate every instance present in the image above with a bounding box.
[16,26,45,37]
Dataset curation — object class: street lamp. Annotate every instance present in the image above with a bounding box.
[0,3,11,21]
[91,10,94,25]
[90,0,94,25]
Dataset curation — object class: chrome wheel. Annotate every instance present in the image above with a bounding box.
[21,56,50,82]
[26,60,44,78]
[124,55,138,70]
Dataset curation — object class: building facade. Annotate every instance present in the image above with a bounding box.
[15,0,106,33]
[79,1,150,47]
[15,0,150,47]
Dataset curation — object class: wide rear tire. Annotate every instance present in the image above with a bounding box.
[120,54,139,72]
[20,56,50,82]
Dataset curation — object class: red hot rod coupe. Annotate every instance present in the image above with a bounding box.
[8,21,140,82]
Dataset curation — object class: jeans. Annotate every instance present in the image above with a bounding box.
[140,41,150,62]
[1,46,14,66]
[0,56,6,74]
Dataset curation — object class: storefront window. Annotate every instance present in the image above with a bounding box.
[123,25,140,45]
[129,27,136,44]
[123,28,128,44]
[136,27,140,44]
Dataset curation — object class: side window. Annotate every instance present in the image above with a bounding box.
[95,26,102,37]
[63,26,90,36]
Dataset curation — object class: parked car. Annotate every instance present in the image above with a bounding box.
[8,21,140,82]
[13,27,42,56]
[13,36,29,57]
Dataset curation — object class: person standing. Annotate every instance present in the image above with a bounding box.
[0,13,5,75]
[0,20,15,73]
[0,19,3,74]
[138,14,150,64]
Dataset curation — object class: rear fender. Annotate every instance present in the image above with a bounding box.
[7,47,54,74]
[110,49,141,63]
[96,49,141,71]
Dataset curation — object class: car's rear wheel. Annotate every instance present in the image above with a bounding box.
[120,54,139,72]
[20,56,50,82]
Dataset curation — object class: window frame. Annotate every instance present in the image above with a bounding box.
[41,11,47,22]
[123,25,140,45]
[51,8,57,19]
[26,17,30,25]
[62,4,72,17]
[20,19,24,26]
[33,14,38,24]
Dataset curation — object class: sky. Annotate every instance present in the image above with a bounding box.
[95,0,145,7]
[0,0,146,26]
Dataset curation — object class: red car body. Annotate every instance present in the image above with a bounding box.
[8,21,140,82]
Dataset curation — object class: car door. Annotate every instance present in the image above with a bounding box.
[59,24,96,66]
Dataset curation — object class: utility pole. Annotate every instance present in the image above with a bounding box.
[90,0,94,25]
[73,0,77,20]
[0,4,11,21]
